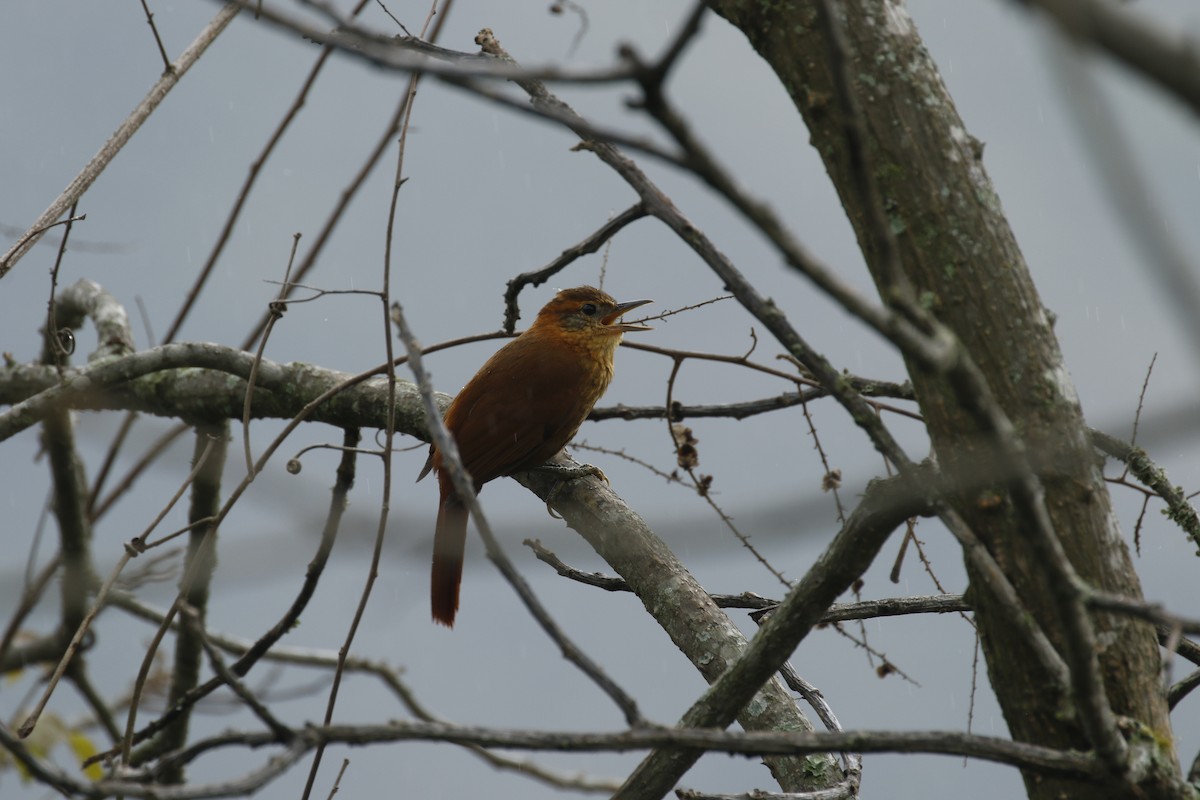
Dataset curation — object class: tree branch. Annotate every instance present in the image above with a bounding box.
[610,466,934,798]
[0,342,428,442]
[1093,430,1200,554]
[1012,0,1200,117]
[95,721,1104,800]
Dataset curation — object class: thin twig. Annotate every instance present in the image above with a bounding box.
[1017,0,1200,116]
[504,202,649,332]
[16,436,217,737]
[84,721,1105,793]
[0,5,240,276]
[185,605,294,741]
[663,354,787,585]
[244,233,303,473]
[147,423,229,776]
[325,758,351,800]
[43,203,82,374]
[300,4,448,795]
[1127,354,1157,457]
[90,427,360,766]
[570,441,688,487]
[138,0,174,74]
[91,423,188,520]
[0,555,61,671]
[165,0,372,347]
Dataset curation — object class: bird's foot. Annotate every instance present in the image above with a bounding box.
[536,463,608,518]
[534,463,609,484]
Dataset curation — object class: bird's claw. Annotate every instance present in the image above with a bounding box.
[539,462,608,517]
[535,463,608,484]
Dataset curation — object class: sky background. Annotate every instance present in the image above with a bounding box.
[3,1,1200,798]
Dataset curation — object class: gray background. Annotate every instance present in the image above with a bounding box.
[2,1,1199,797]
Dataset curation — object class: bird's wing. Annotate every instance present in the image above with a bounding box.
[445,339,593,484]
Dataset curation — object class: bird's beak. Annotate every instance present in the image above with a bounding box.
[604,299,653,331]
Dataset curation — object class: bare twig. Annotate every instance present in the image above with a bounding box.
[94,721,1103,795]
[95,426,361,766]
[549,0,589,58]
[1084,590,1200,636]
[300,3,446,792]
[137,0,174,74]
[16,436,217,737]
[570,441,687,486]
[20,315,96,736]
[43,204,83,374]
[244,233,304,473]
[1044,31,1200,368]
[773,662,861,785]
[185,605,294,742]
[1169,668,1200,711]
[325,758,351,800]
[1095,428,1200,556]
[504,203,649,332]
[1015,0,1200,116]
[165,0,372,348]
[526,539,974,623]
[145,424,229,776]
[1127,354,1158,456]
[0,4,240,276]
[0,555,61,671]
[91,423,189,520]
[591,385,918,423]
[662,352,787,585]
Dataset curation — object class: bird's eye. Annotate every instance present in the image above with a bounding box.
[581,302,598,316]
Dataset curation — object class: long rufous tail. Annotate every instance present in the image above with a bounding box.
[431,475,468,627]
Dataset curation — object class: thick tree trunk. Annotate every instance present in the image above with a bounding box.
[706,2,1177,798]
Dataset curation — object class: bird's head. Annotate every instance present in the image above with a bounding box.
[534,286,652,337]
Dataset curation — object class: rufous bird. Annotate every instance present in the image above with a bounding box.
[418,286,652,627]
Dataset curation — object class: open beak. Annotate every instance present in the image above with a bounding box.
[603,298,653,332]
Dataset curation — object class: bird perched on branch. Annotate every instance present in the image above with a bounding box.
[418,286,652,627]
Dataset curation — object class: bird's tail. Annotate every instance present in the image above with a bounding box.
[431,479,468,627]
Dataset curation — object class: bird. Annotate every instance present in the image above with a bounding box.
[418,286,652,627]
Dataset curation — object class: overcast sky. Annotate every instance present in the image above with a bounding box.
[3,2,1199,798]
